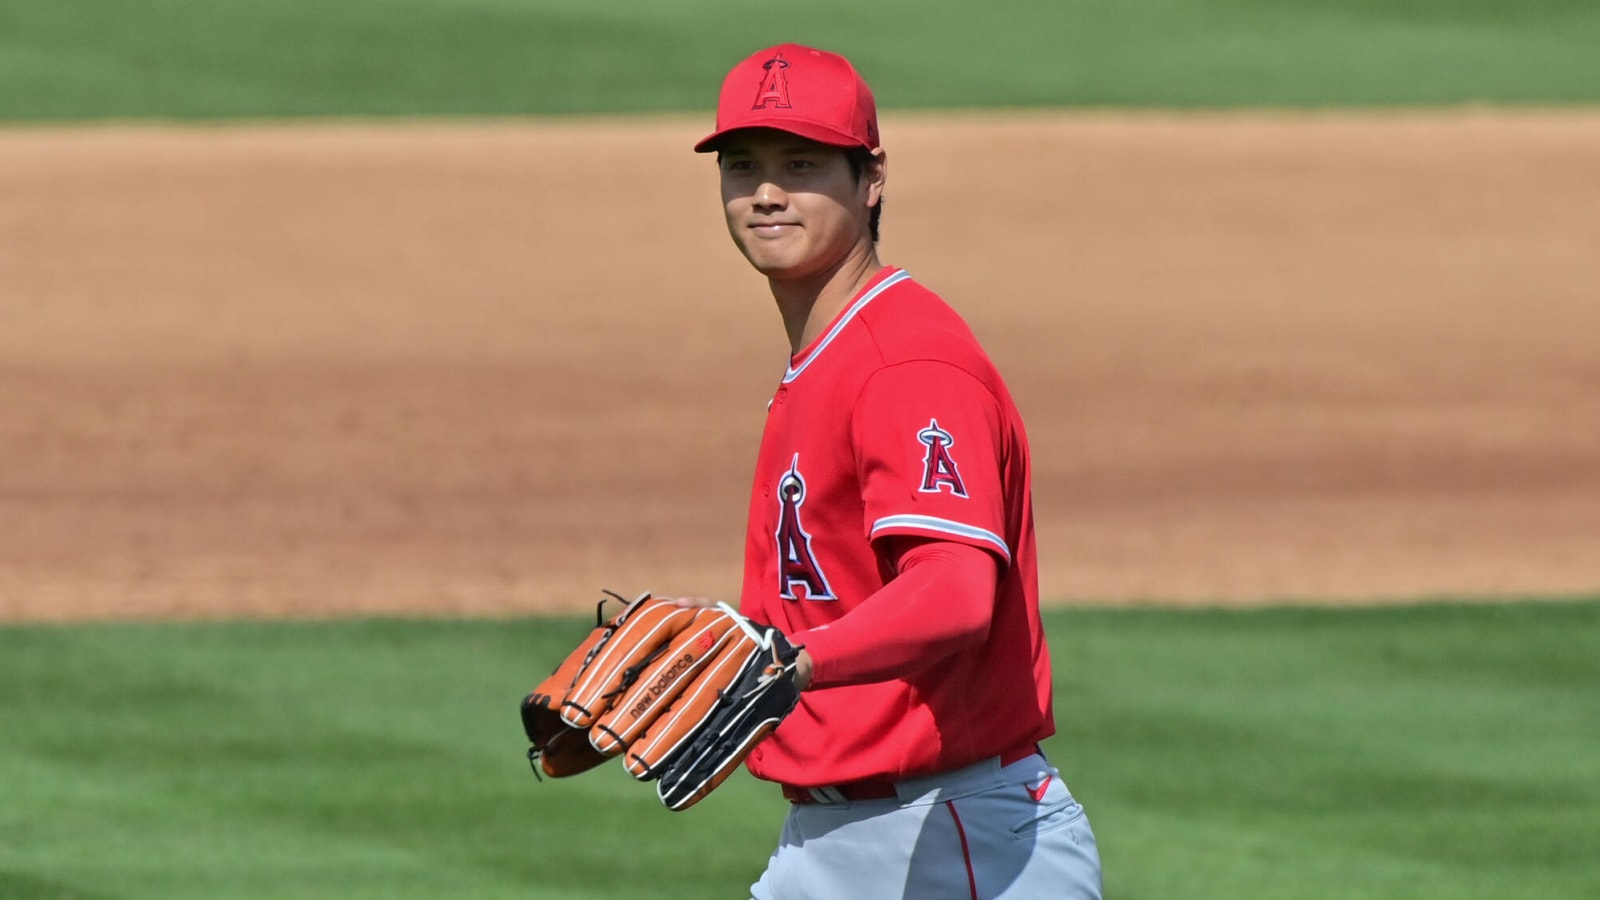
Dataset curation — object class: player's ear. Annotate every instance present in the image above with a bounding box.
[864,147,887,208]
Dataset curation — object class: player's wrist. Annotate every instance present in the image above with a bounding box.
[794,647,815,691]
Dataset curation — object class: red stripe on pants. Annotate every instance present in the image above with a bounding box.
[943,800,979,900]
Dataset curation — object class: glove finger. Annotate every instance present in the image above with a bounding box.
[657,716,783,811]
[561,599,700,728]
[622,624,765,780]
[524,622,611,734]
[651,631,802,810]
[526,590,657,723]
[525,591,655,738]
[588,607,743,756]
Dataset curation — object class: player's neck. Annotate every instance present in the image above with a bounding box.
[770,247,883,356]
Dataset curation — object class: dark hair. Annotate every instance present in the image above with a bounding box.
[845,147,884,244]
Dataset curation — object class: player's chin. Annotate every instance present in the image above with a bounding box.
[736,242,812,279]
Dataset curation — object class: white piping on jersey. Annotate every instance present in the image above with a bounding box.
[870,514,1012,563]
[782,269,912,384]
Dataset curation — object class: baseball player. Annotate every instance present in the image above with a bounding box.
[690,44,1104,899]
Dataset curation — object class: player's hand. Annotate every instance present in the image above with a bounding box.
[794,646,814,691]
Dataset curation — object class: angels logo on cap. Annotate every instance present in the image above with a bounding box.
[753,54,793,110]
[695,44,879,153]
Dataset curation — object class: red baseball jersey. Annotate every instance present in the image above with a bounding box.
[740,267,1055,788]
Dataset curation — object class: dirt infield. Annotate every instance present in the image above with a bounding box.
[2,110,1597,621]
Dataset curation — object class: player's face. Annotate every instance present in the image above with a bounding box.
[717,130,883,282]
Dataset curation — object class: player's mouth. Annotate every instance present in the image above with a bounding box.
[748,220,800,237]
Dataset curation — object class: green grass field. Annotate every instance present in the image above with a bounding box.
[2,0,1599,121]
[3,600,1597,899]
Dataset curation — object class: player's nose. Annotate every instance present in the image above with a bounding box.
[752,180,788,210]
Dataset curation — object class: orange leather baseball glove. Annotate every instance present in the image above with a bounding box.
[520,592,801,811]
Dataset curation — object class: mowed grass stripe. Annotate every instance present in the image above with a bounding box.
[2,599,1597,899]
[2,0,1599,121]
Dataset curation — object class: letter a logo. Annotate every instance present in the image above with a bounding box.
[917,419,969,497]
[752,53,793,110]
[775,454,835,601]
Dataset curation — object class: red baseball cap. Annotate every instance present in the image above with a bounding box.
[694,44,880,153]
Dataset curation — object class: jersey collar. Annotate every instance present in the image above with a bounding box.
[783,268,911,384]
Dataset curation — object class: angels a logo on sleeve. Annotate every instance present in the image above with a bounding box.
[917,418,969,497]
[775,454,836,601]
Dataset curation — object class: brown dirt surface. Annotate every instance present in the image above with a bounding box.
[2,110,1598,621]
